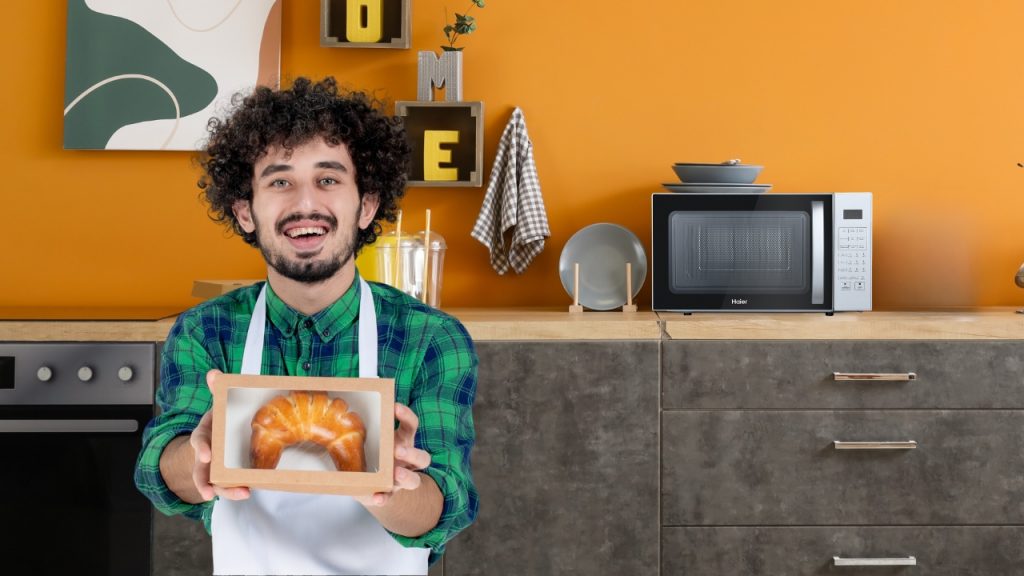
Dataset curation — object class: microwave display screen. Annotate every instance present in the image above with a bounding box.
[669,211,809,294]
[843,209,863,220]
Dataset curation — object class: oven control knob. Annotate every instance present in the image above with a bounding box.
[77,366,94,382]
[117,366,134,382]
[37,366,53,382]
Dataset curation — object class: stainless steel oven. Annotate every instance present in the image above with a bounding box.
[652,192,872,313]
[0,342,156,575]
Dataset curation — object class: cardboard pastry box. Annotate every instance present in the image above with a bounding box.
[209,372,394,495]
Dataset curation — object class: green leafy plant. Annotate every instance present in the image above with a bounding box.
[442,0,486,52]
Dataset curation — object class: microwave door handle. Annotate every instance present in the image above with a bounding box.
[811,201,825,304]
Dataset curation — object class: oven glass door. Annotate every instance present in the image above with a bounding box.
[652,194,834,311]
[0,405,153,575]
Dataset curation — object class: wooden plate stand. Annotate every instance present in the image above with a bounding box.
[568,262,638,314]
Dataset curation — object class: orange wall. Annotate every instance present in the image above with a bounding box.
[4,0,1024,310]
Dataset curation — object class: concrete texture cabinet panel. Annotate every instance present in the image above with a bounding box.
[152,513,212,576]
[443,342,660,576]
[662,410,1024,525]
[662,340,1024,410]
[662,526,1024,575]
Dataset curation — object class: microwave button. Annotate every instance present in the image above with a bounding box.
[854,281,866,291]
[840,281,852,291]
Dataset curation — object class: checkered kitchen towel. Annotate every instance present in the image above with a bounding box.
[471,107,550,275]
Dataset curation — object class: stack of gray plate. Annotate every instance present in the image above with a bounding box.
[662,161,772,193]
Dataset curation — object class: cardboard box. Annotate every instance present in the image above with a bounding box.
[191,279,261,300]
[208,372,394,495]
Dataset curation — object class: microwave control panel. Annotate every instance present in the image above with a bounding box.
[833,193,873,311]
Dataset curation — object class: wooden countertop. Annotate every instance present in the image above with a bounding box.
[0,309,1021,342]
[659,308,1024,340]
[0,309,665,342]
[0,318,179,343]
[447,309,662,340]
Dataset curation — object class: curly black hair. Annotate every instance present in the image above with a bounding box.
[197,76,410,252]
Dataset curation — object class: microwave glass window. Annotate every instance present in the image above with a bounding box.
[669,211,809,293]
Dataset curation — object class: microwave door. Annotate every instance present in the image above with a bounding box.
[652,193,834,311]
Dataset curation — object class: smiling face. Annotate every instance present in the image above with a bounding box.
[232,136,379,285]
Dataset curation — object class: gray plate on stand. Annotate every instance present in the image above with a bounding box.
[558,223,647,311]
[662,183,772,194]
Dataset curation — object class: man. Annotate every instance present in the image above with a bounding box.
[134,77,479,576]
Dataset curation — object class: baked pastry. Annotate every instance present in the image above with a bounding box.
[250,391,366,472]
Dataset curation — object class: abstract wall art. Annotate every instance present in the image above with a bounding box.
[64,0,281,150]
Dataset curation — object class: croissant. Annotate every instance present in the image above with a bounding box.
[250,390,367,472]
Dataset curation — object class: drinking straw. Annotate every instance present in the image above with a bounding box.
[422,209,432,304]
[394,210,402,289]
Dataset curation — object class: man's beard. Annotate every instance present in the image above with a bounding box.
[252,209,360,284]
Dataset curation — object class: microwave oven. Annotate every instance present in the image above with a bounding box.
[651,192,872,313]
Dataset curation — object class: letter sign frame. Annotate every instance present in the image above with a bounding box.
[395,101,484,187]
[320,0,410,49]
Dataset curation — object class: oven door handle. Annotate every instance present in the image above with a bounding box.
[0,419,139,433]
[811,200,825,305]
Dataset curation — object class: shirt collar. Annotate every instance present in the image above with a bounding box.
[264,270,362,342]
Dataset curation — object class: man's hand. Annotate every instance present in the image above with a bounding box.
[188,370,250,502]
[357,403,432,507]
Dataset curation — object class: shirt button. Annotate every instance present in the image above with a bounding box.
[304,319,313,329]
[303,361,311,371]
[323,329,330,337]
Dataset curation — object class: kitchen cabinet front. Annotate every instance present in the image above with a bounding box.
[661,338,1024,575]
[442,341,660,576]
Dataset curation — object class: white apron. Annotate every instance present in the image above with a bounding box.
[211,278,430,575]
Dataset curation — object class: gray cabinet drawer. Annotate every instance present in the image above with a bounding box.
[663,340,1024,409]
[662,527,1024,575]
[662,410,1024,525]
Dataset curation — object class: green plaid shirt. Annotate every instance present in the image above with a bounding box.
[134,271,478,562]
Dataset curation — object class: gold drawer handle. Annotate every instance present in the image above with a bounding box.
[833,440,918,450]
[834,556,917,567]
[833,372,917,381]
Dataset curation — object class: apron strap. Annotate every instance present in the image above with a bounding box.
[241,284,268,376]
[357,278,378,379]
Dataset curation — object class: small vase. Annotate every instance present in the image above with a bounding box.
[417,50,463,102]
